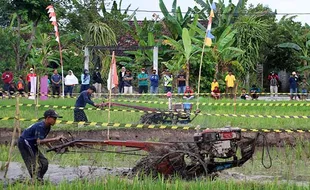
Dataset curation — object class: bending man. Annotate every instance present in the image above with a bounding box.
[18,109,64,182]
[74,85,99,122]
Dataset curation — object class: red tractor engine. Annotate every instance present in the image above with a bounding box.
[194,127,242,159]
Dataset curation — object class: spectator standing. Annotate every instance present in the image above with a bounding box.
[17,76,25,95]
[289,72,298,100]
[250,84,260,100]
[123,70,133,94]
[80,69,90,92]
[150,69,159,94]
[295,72,302,100]
[138,68,149,94]
[51,69,62,96]
[225,71,236,99]
[64,70,79,97]
[268,71,279,100]
[183,86,194,100]
[177,70,186,94]
[300,78,309,100]
[163,70,173,93]
[211,86,220,100]
[2,68,14,93]
[92,67,103,98]
[119,67,126,94]
[26,68,36,93]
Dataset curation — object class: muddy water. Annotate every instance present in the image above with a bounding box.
[1,162,309,186]
[0,162,130,184]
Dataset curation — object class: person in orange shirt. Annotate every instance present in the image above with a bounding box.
[225,71,236,99]
[26,68,36,93]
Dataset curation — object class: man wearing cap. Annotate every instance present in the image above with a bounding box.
[26,68,36,94]
[268,71,279,99]
[18,109,64,182]
[74,85,99,122]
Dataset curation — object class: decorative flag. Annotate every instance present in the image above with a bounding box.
[107,51,119,90]
[46,5,60,43]
[204,2,217,47]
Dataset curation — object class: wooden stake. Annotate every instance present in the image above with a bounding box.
[196,43,206,110]
[4,95,20,178]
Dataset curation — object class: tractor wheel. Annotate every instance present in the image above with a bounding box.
[140,112,165,124]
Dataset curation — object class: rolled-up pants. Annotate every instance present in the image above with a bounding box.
[18,138,48,180]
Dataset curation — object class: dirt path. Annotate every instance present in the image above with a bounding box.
[1,128,309,146]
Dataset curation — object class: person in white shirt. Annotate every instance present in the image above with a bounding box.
[64,70,79,97]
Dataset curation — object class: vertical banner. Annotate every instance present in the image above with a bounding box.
[28,76,37,100]
[40,76,48,100]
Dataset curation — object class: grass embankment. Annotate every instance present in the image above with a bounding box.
[1,177,309,190]
[0,96,309,130]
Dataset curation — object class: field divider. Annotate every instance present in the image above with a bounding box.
[2,100,310,107]
[1,103,310,119]
[0,117,310,133]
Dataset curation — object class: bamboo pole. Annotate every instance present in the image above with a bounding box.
[35,75,40,119]
[196,43,206,110]
[4,95,20,178]
[107,51,115,140]
[58,41,65,99]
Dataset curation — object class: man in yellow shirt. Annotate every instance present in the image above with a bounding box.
[225,71,236,99]
[211,78,219,92]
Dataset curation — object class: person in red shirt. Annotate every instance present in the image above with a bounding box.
[1,68,14,93]
[211,86,221,100]
[183,86,195,100]
[26,68,36,93]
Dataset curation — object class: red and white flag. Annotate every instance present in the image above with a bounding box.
[46,5,60,43]
[107,51,119,90]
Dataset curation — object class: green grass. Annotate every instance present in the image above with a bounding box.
[1,139,310,182]
[0,96,309,130]
[1,176,309,190]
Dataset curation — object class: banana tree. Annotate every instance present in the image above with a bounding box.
[28,33,59,75]
[163,27,200,86]
[277,16,310,78]
[159,0,193,40]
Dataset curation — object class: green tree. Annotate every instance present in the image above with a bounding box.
[234,14,270,87]
[159,0,193,40]
[278,16,310,78]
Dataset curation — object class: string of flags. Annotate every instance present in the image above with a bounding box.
[46,5,60,43]
[204,2,217,47]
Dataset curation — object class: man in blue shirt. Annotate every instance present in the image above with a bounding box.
[18,109,64,182]
[51,69,62,96]
[74,85,99,122]
[289,72,298,100]
[150,69,159,94]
